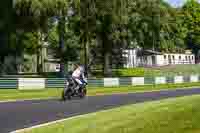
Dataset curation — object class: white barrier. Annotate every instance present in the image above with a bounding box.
[174,76,183,84]
[132,77,144,86]
[15,75,200,89]
[155,77,166,84]
[104,78,119,87]
[18,78,45,90]
[190,75,199,83]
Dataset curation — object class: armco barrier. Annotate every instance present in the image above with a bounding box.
[0,75,200,89]
[104,78,119,87]
[18,78,45,90]
[166,76,174,84]
[0,78,18,89]
[119,78,132,86]
[174,76,183,84]
[144,77,155,85]
[46,78,65,88]
[190,75,199,82]
[132,77,144,86]
[87,79,104,86]
[45,78,104,88]
[155,77,166,84]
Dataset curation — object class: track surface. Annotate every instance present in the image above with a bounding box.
[1,88,200,133]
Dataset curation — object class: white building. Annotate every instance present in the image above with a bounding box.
[123,49,138,68]
[123,49,195,68]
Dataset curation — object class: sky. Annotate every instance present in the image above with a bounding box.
[164,0,200,7]
[164,0,186,7]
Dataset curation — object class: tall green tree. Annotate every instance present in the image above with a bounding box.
[48,20,80,65]
[127,0,160,50]
[89,0,128,76]
[159,1,187,53]
[71,0,128,76]
[182,0,200,54]
[14,0,69,74]
[0,0,13,73]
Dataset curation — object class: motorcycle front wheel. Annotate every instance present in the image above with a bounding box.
[79,88,87,98]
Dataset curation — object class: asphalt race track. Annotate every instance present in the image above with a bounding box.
[1,88,200,133]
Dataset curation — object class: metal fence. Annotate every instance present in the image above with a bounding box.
[46,78,104,88]
[0,78,18,89]
[0,75,199,89]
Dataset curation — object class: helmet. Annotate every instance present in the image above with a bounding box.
[79,65,85,72]
[73,63,80,69]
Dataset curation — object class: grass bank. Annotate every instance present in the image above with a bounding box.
[92,64,200,77]
[1,82,200,101]
[21,94,200,133]
[144,64,200,77]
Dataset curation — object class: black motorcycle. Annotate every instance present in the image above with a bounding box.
[62,76,87,101]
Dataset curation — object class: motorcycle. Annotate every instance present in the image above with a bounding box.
[62,76,87,101]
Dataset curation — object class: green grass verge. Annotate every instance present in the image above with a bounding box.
[1,82,200,101]
[144,64,200,77]
[21,95,200,133]
[92,64,200,77]
[92,68,145,77]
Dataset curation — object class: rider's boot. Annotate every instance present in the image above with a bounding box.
[74,85,80,93]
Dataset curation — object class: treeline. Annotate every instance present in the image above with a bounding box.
[0,0,200,76]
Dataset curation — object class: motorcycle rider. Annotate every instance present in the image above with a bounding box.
[72,63,87,91]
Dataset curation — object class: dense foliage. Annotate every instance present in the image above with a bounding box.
[0,0,199,76]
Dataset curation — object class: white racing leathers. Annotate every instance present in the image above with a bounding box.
[72,66,86,87]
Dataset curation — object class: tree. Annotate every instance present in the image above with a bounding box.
[13,0,69,74]
[0,0,13,73]
[80,0,128,76]
[159,1,187,53]
[182,0,200,54]
[127,0,188,53]
[127,0,160,49]
[48,20,80,65]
